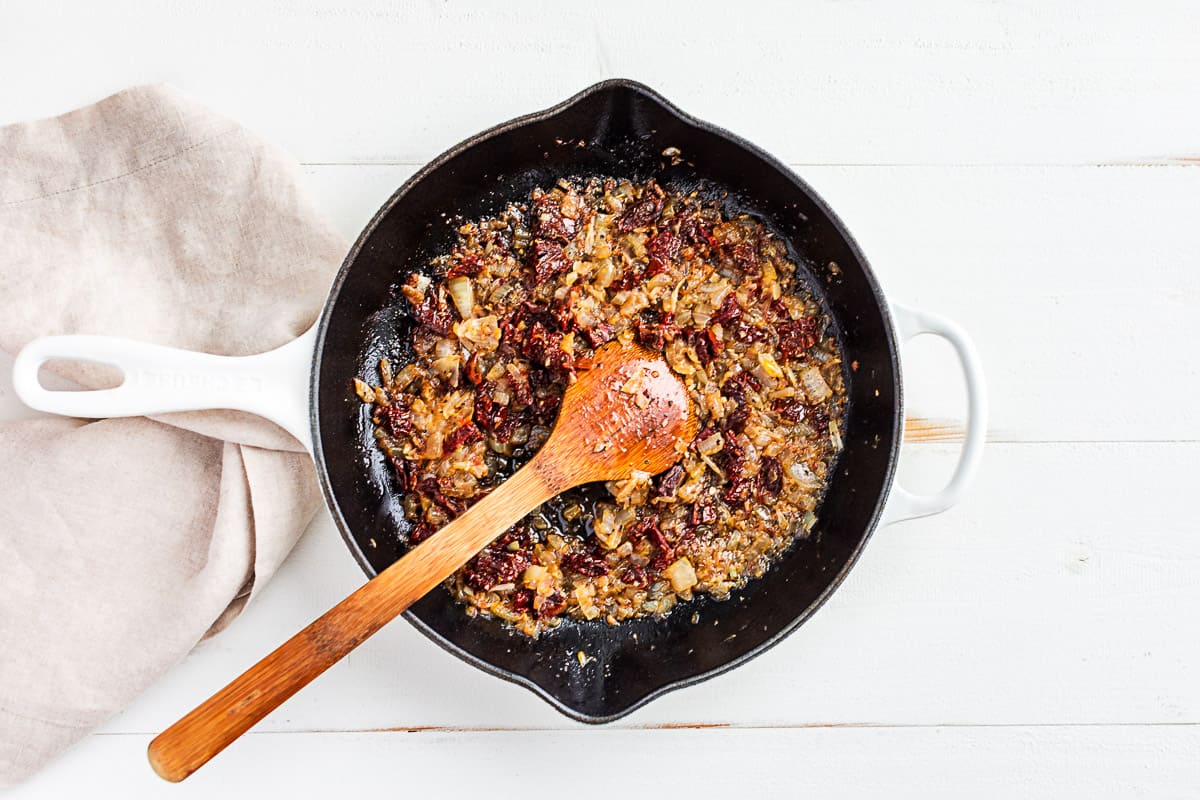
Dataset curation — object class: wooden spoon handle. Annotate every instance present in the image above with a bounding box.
[147,461,556,782]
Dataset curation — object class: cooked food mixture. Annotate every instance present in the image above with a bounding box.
[355,176,847,636]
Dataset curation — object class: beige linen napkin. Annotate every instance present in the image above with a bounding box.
[0,86,344,785]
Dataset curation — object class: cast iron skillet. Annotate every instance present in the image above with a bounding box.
[12,79,986,723]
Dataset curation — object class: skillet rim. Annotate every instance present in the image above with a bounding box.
[309,78,904,723]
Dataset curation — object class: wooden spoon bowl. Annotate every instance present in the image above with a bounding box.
[147,341,697,781]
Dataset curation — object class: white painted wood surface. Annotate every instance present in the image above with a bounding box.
[1,1,1197,796]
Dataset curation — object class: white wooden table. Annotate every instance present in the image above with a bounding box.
[2,2,1198,796]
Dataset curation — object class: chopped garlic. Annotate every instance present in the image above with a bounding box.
[799,365,832,403]
[446,276,475,319]
[522,564,553,594]
[353,378,375,404]
[664,557,698,593]
[757,351,784,379]
[452,314,501,352]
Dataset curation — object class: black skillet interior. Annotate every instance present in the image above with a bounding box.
[312,80,902,722]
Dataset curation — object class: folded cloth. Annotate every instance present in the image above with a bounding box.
[0,86,344,785]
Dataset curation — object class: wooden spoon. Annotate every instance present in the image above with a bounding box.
[147,341,697,781]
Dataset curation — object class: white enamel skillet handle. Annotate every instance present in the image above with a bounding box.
[881,303,988,526]
[10,328,317,452]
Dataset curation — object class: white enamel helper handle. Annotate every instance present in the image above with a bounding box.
[11,328,316,452]
[881,304,987,526]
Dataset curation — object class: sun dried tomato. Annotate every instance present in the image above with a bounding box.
[388,453,417,493]
[511,587,534,612]
[679,213,717,249]
[620,565,649,588]
[524,299,563,329]
[690,495,717,527]
[758,456,783,498]
[561,551,609,577]
[531,193,577,242]
[446,252,482,279]
[551,287,580,333]
[721,436,754,507]
[463,545,531,592]
[625,515,653,542]
[772,397,807,423]
[730,318,767,343]
[685,327,722,365]
[690,424,718,452]
[646,230,680,275]
[463,352,485,386]
[492,411,525,443]
[535,590,567,618]
[650,545,675,570]
[521,319,575,373]
[730,242,760,275]
[617,194,664,231]
[497,307,523,345]
[530,239,572,284]
[629,516,674,567]
[655,464,685,501]
[806,404,830,435]
[721,371,761,408]
[473,381,509,432]
[418,475,467,517]
[411,289,454,335]
[546,341,576,374]
[772,398,828,433]
[643,520,672,551]
[383,404,416,439]
[607,262,642,292]
[496,522,535,549]
[675,521,699,547]
[712,293,742,326]
[777,317,819,358]
[582,321,615,348]
[730,370,762,394]
[529,382,563,420]
[722,475,754,507]
[635,311,679,352]
[408,520,436,544]
[444,422,482,452]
